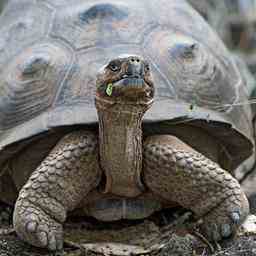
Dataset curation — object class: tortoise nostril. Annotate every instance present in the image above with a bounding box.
[130,58,141,63]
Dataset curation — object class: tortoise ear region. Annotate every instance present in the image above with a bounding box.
[169,42,199,60]
[19,54,50,75]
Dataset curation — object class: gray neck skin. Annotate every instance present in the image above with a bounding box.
[97,102,147,198]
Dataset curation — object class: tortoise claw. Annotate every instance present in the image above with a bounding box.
[231,212,241,224]
[221,224,232,238]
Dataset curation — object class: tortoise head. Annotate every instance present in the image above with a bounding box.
[96,55,154,106]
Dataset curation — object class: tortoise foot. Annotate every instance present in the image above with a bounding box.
[13,200,63,251]
[200,192,249,241]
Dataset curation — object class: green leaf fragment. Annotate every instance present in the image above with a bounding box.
[106,83,113,96]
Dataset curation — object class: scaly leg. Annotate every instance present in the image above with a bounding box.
[13,131,101,251]
[143,135,249,241]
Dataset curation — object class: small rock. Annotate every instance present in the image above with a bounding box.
[239,214,256,235]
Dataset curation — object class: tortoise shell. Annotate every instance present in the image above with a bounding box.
[0,0,253,171]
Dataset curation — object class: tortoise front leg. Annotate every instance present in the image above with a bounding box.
[13,131,101,251]
[143,135,249,241]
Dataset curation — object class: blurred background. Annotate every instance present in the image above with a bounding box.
[0,0,7,13]
[188,0,256,77]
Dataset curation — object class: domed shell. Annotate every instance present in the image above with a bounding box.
[0,0,253,170]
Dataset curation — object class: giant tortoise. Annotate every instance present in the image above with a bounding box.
[0,0,254,251]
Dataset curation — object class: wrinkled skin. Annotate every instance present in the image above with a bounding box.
[12,56,249,251]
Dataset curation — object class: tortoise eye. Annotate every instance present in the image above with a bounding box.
[145,64,150,72]
[108,61,121,72]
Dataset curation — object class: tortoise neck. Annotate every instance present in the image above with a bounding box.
[96,98,150,197]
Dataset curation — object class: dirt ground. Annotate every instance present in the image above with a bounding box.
[1,213,256,256]
[1,230,256,255]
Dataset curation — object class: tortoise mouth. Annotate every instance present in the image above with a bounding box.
[101,75,154,103]
[113,76,148,88]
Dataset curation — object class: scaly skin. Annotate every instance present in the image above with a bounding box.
[143,135,249,241]
[13,131,101,251]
